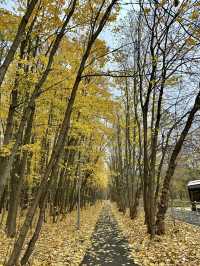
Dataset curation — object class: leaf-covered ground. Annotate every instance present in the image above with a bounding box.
[0,203,102,265]
[1,202,200,266]
[112,204,200,266]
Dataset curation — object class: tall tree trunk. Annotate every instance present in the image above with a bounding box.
[116,117,126,213]
[6,104,35,237]
[156,88,200,234]
[20,190,47,265]
[124,78,131,213]
[130,181,142,219]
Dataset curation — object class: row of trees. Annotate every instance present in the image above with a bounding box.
[1,0,200,263]
[109,0,200,237]
[0,0,118,265]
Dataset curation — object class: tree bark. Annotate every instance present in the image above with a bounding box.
[6,104,35,237]
[21,188,47,265]
[156,88,200,234]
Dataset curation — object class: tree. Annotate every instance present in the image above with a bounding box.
[0,0,39,88]
[5,1,119,265]
[109,0,200,237]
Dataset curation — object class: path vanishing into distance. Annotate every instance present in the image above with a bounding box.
[80,205,137,266]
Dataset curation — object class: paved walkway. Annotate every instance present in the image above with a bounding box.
[80,205,137,266]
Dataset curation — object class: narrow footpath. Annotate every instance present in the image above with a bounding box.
[80,204,137,266]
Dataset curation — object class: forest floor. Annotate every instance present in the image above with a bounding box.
[0,203,102,266]
[1,202,200,265]
[112,204,200,266]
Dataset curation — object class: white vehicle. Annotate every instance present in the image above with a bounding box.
[187,180,200,211]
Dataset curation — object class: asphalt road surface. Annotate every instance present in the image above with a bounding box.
[80,205,137,266]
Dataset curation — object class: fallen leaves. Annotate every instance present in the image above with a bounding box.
[0,202,102,265]
[1,203,199,265]
[112,204,200,266]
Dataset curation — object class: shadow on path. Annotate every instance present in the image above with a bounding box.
[80,204,137,266]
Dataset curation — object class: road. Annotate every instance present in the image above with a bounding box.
[80,204,137,266]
